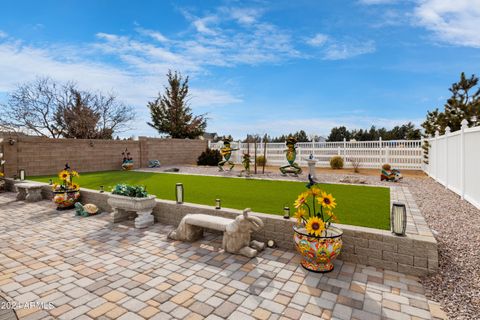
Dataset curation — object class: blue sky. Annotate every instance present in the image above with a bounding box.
[0,0,479,139]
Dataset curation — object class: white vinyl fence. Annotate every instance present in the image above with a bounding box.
[209,139,423,170]
[424,120,480,209]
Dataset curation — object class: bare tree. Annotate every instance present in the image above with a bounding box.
[0,77,62,137]
[0,77,135,139]
[350,157,362,173]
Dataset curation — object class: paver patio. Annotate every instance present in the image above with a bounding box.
[0,193,446,320]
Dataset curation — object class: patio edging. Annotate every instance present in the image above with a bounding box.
[5,179,438,276]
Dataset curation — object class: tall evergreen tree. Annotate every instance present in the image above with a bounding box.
[147,70,207,139]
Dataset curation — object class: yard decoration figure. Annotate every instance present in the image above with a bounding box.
[122,148,133,170]
[381,164,403,182]
[74,202,99,217]
[239,153,251,177]
[218,137,238,172]
[280,136,302,175]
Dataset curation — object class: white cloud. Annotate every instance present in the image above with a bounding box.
[0,30,7,38]
[414,0,480,47]
[307,33,329,47]
[323,40,376,60]
[136,28,169,42]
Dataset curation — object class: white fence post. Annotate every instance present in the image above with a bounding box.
[434,131,439,181]
[460,119,468,199]
[445,126,450,189]
[379,137,383,165]
[343,138,346,159]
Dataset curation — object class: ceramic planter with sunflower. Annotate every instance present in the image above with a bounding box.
[292,184,343,273]
[52,164,80,210]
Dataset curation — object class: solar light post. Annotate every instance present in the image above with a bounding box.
[100,185,104,193]
[283,206,290,219]
[19,169,25,181]
[176,183,184,204]
[391,202,407,236]
[215,199,221,209]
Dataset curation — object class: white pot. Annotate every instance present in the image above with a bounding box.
[107,194,156,228]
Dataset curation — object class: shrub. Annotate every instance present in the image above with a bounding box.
[350,157,361,173]
[197,148,222,166]
[330,156,344,169]
[256,155,267,167]
[111,184,148,198]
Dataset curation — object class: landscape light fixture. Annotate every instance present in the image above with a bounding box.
[283,206,290,219]
[267,240,276,248]
[48,179,53,185]
[215,198,221,209]
[19,169,25,181]
[391,202,407,236]
[176,183,184,204]
[100,185,104,193]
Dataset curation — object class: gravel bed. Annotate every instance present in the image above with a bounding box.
[138,165,407,187]
[405,177,480,320]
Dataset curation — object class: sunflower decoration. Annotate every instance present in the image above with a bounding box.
[318,192,336,210]
[293,181,338,236]
[52,163,80,192]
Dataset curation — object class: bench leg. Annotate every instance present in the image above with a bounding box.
[16,189,27,201]
[25,189,43,202]
[135,210,154,229]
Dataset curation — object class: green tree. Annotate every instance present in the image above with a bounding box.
[147,70,207,139]
[327,126,351,141]
[422,72,480,136]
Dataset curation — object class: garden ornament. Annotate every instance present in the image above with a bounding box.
[122,148,133,170]
[238,153,251,177]
[148,160,161,168]
[168,208,265,258]
[74,202,99,217]
[218,137,238,172]
[381,164,403,182]
[279,136,302,175]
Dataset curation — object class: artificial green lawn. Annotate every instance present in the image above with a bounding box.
[31,171,390,230]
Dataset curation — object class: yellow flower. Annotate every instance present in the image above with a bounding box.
[318,192,336,210]
[0,172,4,177]
[305,217,325,237]
[294,192,309,208]
[325,210,338,222]
[308,187,321,197]
[58,170,70,181]
[70,183,80,190]
[294,208,307,222]
[70,170,79,177]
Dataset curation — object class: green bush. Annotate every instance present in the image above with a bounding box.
[256,155,267,166]
[197,148,222,166]
[111,184,148,198]
[330,156,344,169]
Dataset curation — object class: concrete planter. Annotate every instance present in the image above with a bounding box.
[107,194,156,228]
[293,226,343,273]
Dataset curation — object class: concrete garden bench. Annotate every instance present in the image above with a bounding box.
[168,209,265,258]
[16,182,44,202]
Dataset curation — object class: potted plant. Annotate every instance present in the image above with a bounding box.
[107,184,156,228]
[292,180,343,273]
[52,164,81,210]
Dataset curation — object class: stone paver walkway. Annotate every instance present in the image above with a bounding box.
[0,193,446,319]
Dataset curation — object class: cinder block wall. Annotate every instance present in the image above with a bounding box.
[0,133,207,177]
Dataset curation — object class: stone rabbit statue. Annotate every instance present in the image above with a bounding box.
[223,209,265,258]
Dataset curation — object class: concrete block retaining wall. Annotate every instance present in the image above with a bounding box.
[7,180,438,277]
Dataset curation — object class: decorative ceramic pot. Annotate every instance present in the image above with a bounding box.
[53,190,80,209]
[293,225,343,273]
